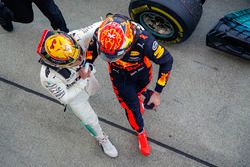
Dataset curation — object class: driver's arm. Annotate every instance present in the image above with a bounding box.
[144,33,173,93]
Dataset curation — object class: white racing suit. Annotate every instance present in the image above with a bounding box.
[40,22,105,138]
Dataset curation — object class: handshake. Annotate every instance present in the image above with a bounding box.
[78,62,94,80]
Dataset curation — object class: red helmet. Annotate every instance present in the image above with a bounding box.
[97,14,136,62]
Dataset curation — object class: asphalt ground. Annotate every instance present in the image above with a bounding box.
[0,0,250,167]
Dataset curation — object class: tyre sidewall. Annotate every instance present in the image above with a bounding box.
[129,0,202,43]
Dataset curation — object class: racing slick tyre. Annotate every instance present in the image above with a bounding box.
[206,8,250,60]
[129,0,204,43]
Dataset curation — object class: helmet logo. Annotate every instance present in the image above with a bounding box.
[50,39,57,50]
[107,32,116,39]
[99,22,124,54]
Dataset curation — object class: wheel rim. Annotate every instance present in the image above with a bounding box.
[139,12,175,38]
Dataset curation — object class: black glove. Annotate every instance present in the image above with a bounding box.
[142,89,155,109]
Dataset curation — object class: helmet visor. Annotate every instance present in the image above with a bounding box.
[97,40,130,62]
[99,49,126,62]
[66,47,85,67]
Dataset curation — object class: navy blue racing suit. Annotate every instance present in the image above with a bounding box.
[86,26,173,133]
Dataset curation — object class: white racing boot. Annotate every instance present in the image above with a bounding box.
[98,135,118,158]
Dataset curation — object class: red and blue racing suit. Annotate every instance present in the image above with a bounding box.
[86,27,173,133]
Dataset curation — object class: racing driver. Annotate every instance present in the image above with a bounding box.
[84,14,173,156]
[36,24,118,158]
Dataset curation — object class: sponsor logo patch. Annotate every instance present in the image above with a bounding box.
[152,41,158,51]
[139,34,148,39]
[157,73,169,86]
[154,45,164,59]
[130,51,140,56]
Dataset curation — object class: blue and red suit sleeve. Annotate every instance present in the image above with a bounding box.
[86,33,99,64]
[144,32,173,93]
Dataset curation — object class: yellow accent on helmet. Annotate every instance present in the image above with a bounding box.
[45,34,79,62]
[37,30,84,68]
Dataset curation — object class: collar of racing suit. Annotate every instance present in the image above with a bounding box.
[39,58,85,79]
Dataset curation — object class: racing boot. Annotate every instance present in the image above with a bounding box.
[98,135,118,158]
[0,17,13,32]
[138,129,151,156]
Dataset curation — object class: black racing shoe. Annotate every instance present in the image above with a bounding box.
[0,19,13,32]
[0,3,14,32]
